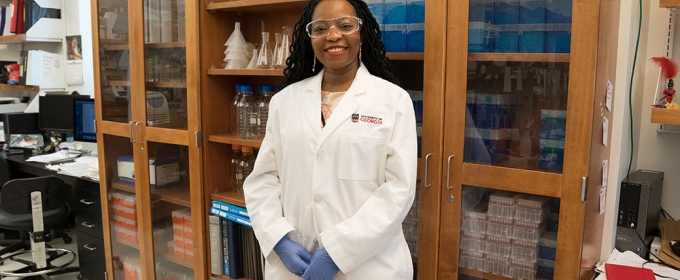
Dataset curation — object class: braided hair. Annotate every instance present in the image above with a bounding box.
[282,0,399,88]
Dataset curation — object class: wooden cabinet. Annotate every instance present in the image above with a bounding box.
[91,0,206,279]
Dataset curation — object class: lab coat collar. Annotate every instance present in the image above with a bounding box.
[302,65,370,150]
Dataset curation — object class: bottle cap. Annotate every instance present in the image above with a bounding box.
[242,146,254,153]
[262,85,274,92]
[241,85,253,93]
[232,144,242,150]
[235,84,242,92]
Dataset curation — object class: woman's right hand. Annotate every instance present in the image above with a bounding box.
[273,235,312,276]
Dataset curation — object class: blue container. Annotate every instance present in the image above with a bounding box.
[467,92,478,123]
[366,0,386,25]
[409,90,423,124]
[539,232,557,260]
[546,24,571,53]
[540,109,567,140]
[469,22,494,52]
[407,0,425,52]
[476,93,516,129]
[470,0,495,23]
[537,258,555,280]
[539,139,564,172]
[495,0,520,25]
[465,127,511,164]
[546,0,572,23]
[495,24,519,52]
[383,0,408,52]
[519,24,546,53]
[520,0,546,24]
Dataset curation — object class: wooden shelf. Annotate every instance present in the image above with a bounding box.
[468,53,570,63]
[660,0,680,8]
[114,238,140,250]
[208,134,262,149]
[387,52,424,61]
[147,82,187,88]
[211,274,248,280]
[145,41,186,49]
[100,39,128,45]
[162,253,194,269]
[112,180,192,207]
[108,80,130,86]
[207,69,284,77]
[103,44,129,51]
[0,34,61,43]
[458,267,547,280]
[211,191,246,208]
[0,84,39,93]
[206,0,308,13]
[651,108,680,125]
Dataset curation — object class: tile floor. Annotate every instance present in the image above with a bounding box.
[0,230,82,280]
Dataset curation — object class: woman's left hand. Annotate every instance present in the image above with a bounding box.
[301,248,340,280]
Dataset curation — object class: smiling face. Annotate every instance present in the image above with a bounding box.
[310,0,361,74]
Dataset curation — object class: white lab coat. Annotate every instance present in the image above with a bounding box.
[243,65,417,280]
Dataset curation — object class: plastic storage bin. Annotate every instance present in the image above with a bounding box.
[470,0,495,23]
[539,139,564,172]
[462,205,489,234]
[495,24,519,52]
[541,110,567,141]
[459,250,486,271]
[537,258,555,280]
[366,0,385,24]
[520,0,546,24]
[461,231,487,251]
[476,93,516,129]
[509,258,538,280]
[469,22,494,53]
[484,254,512,276]
[383,0,408,52]
[513,220,546,242]
[495,0,520,24]
[407,0,425,52]
[546,0,572,23]
[546,24,571,53]
[519,24,546,53]
[487,216,514,238]
[485,235,513,257]
[515,196,550,223]
[539,231,557,260]
[511,239,539,262]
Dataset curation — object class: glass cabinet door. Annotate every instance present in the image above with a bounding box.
[143,0,188,130]
[97,0,131,123]
[101,135,141,280]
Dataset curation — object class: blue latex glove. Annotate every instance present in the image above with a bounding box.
[273,235,312,276]
[301,248,340,280]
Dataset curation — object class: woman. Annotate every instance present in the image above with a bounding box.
[243,0,417,279]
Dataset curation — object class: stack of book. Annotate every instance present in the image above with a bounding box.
[209,200,264,280]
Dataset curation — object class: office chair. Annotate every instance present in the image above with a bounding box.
[0,176,79,279]
[0,156,10,187]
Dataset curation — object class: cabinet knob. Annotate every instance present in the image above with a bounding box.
[81,222,95,228]
[83,244,97,251]
[79,199,95,205]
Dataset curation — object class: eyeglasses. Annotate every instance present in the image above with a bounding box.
[306,16,363,38]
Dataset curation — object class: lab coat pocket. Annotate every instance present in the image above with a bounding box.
[338,134,385,180]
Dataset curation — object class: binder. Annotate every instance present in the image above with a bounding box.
[9,0,22,34]
[208,215,223,275]
[211,200,249,218]
[209,207,251,228]
[224,219,243,278]
[605,263,656,280]
[23,0,60,32]
[0,6,6,36]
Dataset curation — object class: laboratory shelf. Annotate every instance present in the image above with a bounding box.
[211,275,248,280]
[468,53,570,63]
[0,34,61,43]
[651,108,680,125]
[660,0,680,7]
[111,180,192,207]
[147,82,187,89]
[206,0,308,12]
[103,44,129,51]
[207,69,284,77]
[211,191,246,208]
[114,238,140,250]
[0,84,39,93]
[103,42,185,51]
[161,253,194,269]
[107,80,130,87]
[458,267,547,280]
[208,134,262,148]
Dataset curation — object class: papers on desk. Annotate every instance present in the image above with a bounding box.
[595,249,680,280]
[26,152,80,163]
[45,156,99,181]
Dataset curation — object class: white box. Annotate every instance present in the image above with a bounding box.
[117,146,180,188]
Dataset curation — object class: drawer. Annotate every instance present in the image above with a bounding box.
[75,213,103,240]
[73,188,101,216]
[77,233,106,280]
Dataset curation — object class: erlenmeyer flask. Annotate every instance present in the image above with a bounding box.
[256,32,273,69]
[247,49,259,69]
[275,26,292,69]
[273,33,284,68]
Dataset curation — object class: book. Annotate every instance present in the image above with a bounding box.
[208,215,223,275]
[3,4,13,35]
[23,0,60,33]
[211,200,249,218]
[224,219,243,278]
[605,263,656,280]
[221,218,230,276]
[209,207,251,228]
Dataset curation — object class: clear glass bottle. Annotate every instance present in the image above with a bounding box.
[273,33,283,68]
[275,26,292,69]
[231,84,242,135]
[256,32,273,69]
[229,144,243,192]
[257,85,274,136]
[237,85,258,139]
[237,146,256,194]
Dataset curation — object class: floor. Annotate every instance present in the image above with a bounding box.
[0,230,81,280]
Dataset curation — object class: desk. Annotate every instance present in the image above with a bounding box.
[1,151,106,280]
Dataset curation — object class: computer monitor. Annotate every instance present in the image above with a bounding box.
[73,99,96,142]
[39,94,89,132]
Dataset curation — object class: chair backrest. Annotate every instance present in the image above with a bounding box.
[0,156,11,187]
[0,176,66,215]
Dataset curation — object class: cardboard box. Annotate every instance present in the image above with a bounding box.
[116,145,181,188]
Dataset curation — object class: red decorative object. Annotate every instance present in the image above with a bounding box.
[651,57,679,105]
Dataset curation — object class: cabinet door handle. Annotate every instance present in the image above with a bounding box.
[83,244,97,251]
[423,153,432,188]
[81,221,95,228]
[446,155,454,190]
[134,122,141,144]
[129,121,135,143]
[79,198,95,205]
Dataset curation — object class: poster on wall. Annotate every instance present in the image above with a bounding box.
[66,35,84,86]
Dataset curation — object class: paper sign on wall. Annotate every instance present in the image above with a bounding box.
[602,160,609,187]
[600,187,607,215]
[606,80,613,111]
[603,116,609,146]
